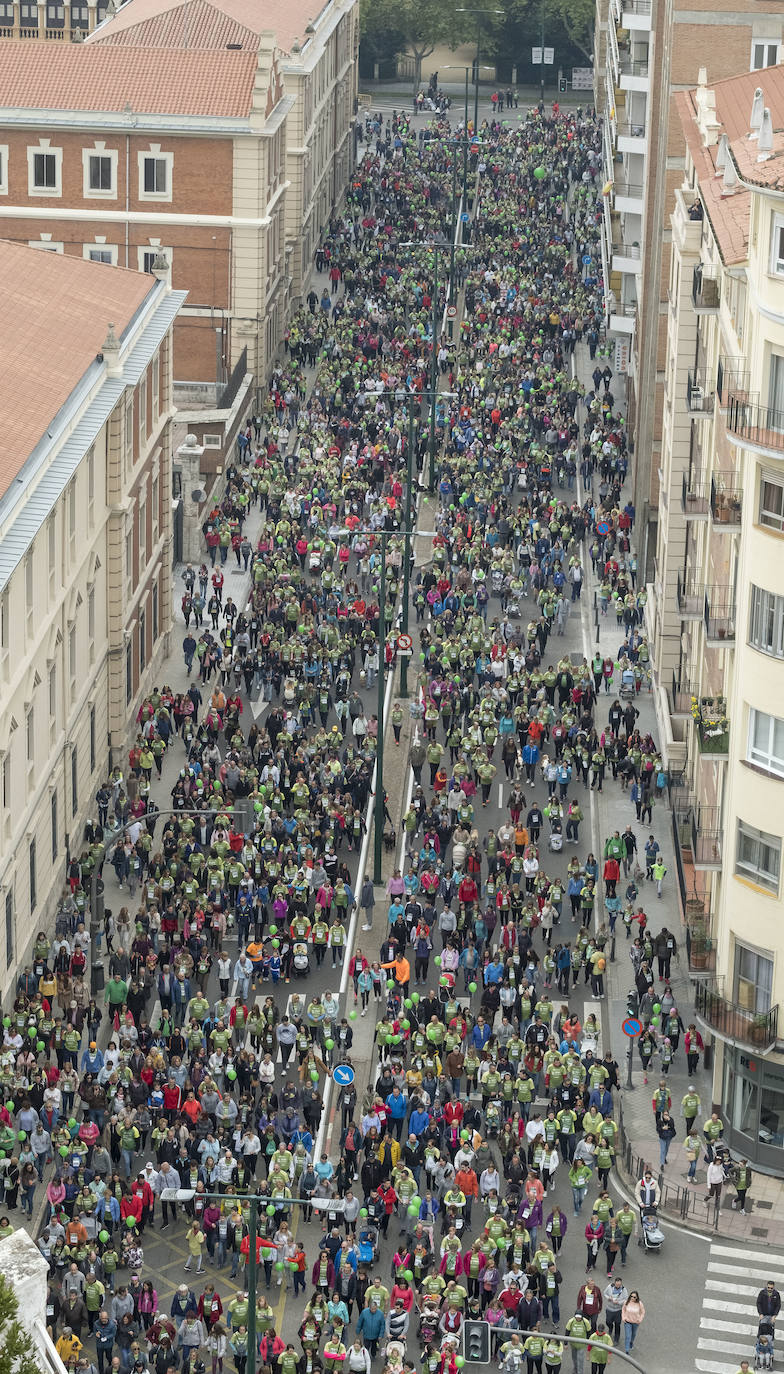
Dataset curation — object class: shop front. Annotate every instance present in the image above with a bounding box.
[722,1044,784,1172]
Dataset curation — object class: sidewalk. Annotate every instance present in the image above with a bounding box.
[571,338,784,1242]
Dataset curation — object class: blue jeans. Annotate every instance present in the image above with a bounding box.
[121,1148,135,1178]
[624,1322,639,1352]
[572,1184,588,1215]
[542,1295,560,1324]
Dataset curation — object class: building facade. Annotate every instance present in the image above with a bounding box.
[0,0,358,391]
[0,241,185,996]
[594,0,784,578]
[651,64,784,1169]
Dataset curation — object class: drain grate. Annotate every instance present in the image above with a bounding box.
[755,1200,774,1210]
[751,1227,769,1238]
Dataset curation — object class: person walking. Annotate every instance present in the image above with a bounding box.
[730,1158,752,1215]
[621,1291,645,1353]
[656,1111,677,1168]
[603,1278,627,1344]
[704,1157,724,1207]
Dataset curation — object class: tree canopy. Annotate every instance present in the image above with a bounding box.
[0,1274,42,1374]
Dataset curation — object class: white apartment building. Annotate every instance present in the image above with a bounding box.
[0,241,185,996]
[649,63,784,1169]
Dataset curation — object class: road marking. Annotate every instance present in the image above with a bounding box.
[697,1240,774,1374]
[699,1317,760,1335]
[497,782,503,809]
[710,1243,784,1263]
[708,1261,775,1280]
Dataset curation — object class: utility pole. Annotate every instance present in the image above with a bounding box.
[540,0,546,102]
[373,536,386,884]
[429,247,440,492]
[400,407,416,700]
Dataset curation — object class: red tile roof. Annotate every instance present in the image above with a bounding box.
[88,0,257,49]
[88,0,321,54]
[0,240,153,500]
[676,89,750,266]
[0,43,257,119]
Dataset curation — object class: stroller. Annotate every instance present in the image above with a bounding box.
[638,1205,665,1254]
[291,941,310,977]
[357,1221,379,1265]
[755,1320,774,1370]
[549,825,564,853]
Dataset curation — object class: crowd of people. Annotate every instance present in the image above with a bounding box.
[0,95,734,1374]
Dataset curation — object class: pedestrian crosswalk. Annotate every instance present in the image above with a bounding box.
[696,1243,780,1373]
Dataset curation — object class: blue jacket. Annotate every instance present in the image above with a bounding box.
[385,1091,408,1120]
[470,1021,492,1049]
[356,1307,386,1341]
[409,1107,429,1136]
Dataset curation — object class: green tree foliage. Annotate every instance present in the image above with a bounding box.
[548,0,595,62]
[0,1274,43,1374]
[359,0,466,88]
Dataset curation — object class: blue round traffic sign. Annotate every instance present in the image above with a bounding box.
[333,1064,355,1087]
[596,520,610,536]
[622,1016,642,1037]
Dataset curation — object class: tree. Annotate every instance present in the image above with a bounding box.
[549,0,595,62]
[361,0,464,92]
[0,1273,42,1374]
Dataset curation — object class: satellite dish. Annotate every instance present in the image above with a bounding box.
[191,488,206,503]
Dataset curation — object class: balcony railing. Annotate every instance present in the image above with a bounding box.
[614,180,644,200]
[710,477,742,528]
[615,121,647,138]
[669,671,695,718]
[682,470,709,518]
[726,394,784,453]
[612,240,641,259]
[717,357,750,404]
[692,265,720,312]
[704,585,736,644]
[622,0,652,12]
[683,897,716,977]
[676,571,704,619]
[695,980,779,1050]
[673,797,722,868]
[697,720,729,756]
[618,54,649,76]
[686,369,714,414]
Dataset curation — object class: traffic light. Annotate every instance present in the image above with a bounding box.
[626,989,639,1018]
[463,1320,491,1365]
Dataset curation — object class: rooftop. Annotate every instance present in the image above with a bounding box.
[0,42,258,120]
[705,63,784,193]
[88,0,327,53]
[676,88,751,266]
[0,240,153,500]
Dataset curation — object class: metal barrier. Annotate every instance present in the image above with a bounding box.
[617,1101,722,1228]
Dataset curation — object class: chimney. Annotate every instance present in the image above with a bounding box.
[758,107,774,160]
[102,321,122,377]
[749,86,764,139]
[721,156,739,196]
[714,132,728,174]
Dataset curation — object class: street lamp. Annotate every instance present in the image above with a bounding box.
[455,8,504,129]
[399,235,449,493]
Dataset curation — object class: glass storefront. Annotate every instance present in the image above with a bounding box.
[723,1046,784,1171]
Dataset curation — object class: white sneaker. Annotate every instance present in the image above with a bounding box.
[362,925,372,931]
[361,1009,367,1016]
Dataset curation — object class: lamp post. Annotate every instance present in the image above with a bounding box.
[455,8,504,129]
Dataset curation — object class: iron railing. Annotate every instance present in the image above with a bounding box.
[682,470,709,517]
[710,477,742,526]
[726,394,784,452]
[618,55,649,75]
[704,585,736,643]
[673,796,722,867]
[692,265,720,311]
[217,346,248,411]
[615,121,647,139]
[676,571,704,618]
[686,369,714,413]
[695,980,779,1050]
[614,181,644,200]
[617,1101,723,1228]
[717,357,750,403]
[668,670,695,717]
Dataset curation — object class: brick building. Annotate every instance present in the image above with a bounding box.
[0,0,359,390]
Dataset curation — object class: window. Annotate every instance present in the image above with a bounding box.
[749,584,784,658]
[152,581,159,643]
[769,354,784,430]
[760,474,784,531]
[69,624,77,686]
[139,495,147,567]
[25,553,33,627]
[151,474,159,542]
[88,585,95,663]
[1,754,8,810]
[84,245,117,265]
[26,707,34,766]
[138,246,172,274]
[139,378,147,446]
[748,708,784,776]
[51,791,58,864]
[28,143,62,196]
[0,145,8,197]
[734,942,774,1013]
[139,609,146,673]
[87,447,95,525]
[5,890,12,969]
[87,152,113,194]
[68,479,76,545]
[152,355,159,421]
[126,525,133,585]
[90,704,96,774]
[29,838,36,911]
[771,215,784,278]
[28,238,63,253]
[125,401,133,455]
[752,40,780,71]
[71,745,78,817]
[126,641,132,706]
[48,516,56,592]
[49,664,57,741]
[736,819,781,893]
[139,148,172,201]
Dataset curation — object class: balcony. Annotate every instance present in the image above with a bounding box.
[686,368,714,416]
[618,54,650,92]
[692,265,720,313]
[676,571,704,619]
[682,470,709,520]
[695,979,779,1050]
[682,897,716,977]
[668,671,696,718]
[609,300,637,334]
[615,120,648,154]
[611,240,641,274]
[614,178,644,215]
[694,689,730,756]
[704,585,736,645]
[673,797,722,868]
[726,394,784,455]
[697,722,729,757]
[717,357,750,404]
[710,476,742,530]
[621,0,652,28]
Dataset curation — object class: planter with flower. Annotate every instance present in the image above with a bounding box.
[690,695,729,755]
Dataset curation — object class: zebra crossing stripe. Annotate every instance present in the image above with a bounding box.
[695,1242,783,1374]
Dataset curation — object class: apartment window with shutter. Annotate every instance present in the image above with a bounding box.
[90,704,96,774]
[736,820,781,893]
[71,746,78,817]
[29,838,37,911]
[26,706,34,767]
[752,40,780,71]
[749,584,784,658]
[748,708,784,777]
[126,641,132,705]
[51,791,58,863]
[5,890,13,968]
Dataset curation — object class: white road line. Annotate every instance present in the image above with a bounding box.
[699,1317,760,1336]
[697,1338,760,1357]
[705,1279,765,1299]
[703,1297,760,1316]
[497,782,503,808]
[707,1261,775,1280]
[710,1243,784,1265]
[696,1361,744,1374]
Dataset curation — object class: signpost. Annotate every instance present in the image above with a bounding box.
[622,1014,641,1088]
[333,1063,355,1088]
[622,1016,642,1037]
[397,633,413,657]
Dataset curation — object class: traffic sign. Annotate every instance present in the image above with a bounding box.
[333,1064,355,1087]
[596,520,610,536]
[447,304,457,318]
[396,633,413,657]
[622,1016,642,1037]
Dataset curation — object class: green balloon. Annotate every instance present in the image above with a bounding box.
[28,1027,36,1038]
[460,1129,470,1141]
[400,1019,410,1031]
[534,166,547,179]
[59,1144,69,1157]
[36,1041,44,1053]
[272,938,280,949]
[275,1260,284,1271]
[0,1151,5,1160]
[386,979,395,990]
[349,1010,357,1020]
[17,1130,26,1141]
[325,1038,334,1050]
[439,976,448,986]
[403,1270,413,1282]
[652,1002,661,1014]
[227,1068,237,1081]
[434,956,442,967]
[468,982,477,994]
[266,1205,276,1217]
[6,1101,13,1112]
[99,1230,109,1243]
[456,1359,466,1369]
[392,1033,401,1044]
[310,1069,319,1081]
[2,1017,10,1028]
[651,1015,660,1026]
[126,1216,136,1228]
[404,998,413,1009]
[360,1207,368,1218]
[68,1118,77,1129]
[269,925,278,935]
[411,993,419,1003]
[407,1203,418,1217]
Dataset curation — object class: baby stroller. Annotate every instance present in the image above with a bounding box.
[549,826,563,853]
[357,1221,379,1264]
[755,1320,774,1370]
[619,666,636,700]
[638,1205,664,1254]
[291,941,310,977]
